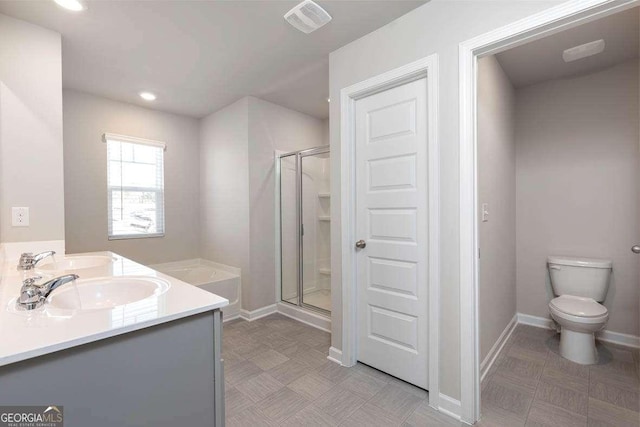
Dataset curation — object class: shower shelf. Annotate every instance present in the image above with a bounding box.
[318,268,331,275]
[318,216,331,221]
[318,193,330,198]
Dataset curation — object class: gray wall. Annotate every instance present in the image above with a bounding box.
[200,97,251,309]
[247,97,325,311]
[200,96,323,311]
[0,14,64,243]
[477,56,517,362]
[328,0,562,399]
[322,118,330,146]
[63,90,201,265]
[515,60,640,336]
[63,89,324,310]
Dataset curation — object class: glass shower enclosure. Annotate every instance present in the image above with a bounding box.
[277,146,331,315]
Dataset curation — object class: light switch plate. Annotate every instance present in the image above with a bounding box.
[481,203,489,222]
[12,207,29,227]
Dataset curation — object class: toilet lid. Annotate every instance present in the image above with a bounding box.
[550,295,607,318]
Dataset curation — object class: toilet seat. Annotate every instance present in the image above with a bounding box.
[548,295,609,364]
[549,295,608,324]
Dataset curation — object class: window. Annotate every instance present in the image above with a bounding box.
[105,133,165,239]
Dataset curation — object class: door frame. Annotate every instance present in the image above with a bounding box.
[275,146,331,316]
[339,54,441,409]
[458,0,639,423]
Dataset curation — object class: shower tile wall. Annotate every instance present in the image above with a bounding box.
[302,155,331,300]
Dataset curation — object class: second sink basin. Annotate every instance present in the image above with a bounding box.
[47,277,170,310]
[37,255,115,272]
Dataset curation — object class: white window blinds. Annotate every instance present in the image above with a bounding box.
[104,133,165,239]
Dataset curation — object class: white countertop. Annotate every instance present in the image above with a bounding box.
[0,251,228,367]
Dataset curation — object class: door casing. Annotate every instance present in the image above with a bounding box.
[459,0,640,423]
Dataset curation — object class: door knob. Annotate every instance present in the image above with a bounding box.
[632,245,640,254]
[355,240,366,249]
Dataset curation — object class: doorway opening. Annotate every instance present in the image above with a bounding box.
[461,1,640,423]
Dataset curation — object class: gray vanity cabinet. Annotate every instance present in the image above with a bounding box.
[0,310,225,427]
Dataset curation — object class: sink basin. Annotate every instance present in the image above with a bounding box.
[47,277,170,310]
[37,255,115,271]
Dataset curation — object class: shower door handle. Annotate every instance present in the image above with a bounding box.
[355,240,366,249]
[632,245,640,254]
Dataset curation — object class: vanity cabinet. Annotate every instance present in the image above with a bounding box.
[0,309,225,427]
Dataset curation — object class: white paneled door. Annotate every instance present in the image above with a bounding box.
[355,77,429,389]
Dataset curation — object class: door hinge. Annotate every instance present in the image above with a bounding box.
[301,224,304,236]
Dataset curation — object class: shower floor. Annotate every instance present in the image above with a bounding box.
[285,289,331,312]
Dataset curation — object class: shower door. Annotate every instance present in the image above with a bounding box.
[279,153,299,306]
[279,146,331,315]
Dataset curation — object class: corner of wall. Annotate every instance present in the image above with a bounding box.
[0,14,64,244]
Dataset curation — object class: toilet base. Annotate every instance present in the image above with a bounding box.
[559,327,598,365]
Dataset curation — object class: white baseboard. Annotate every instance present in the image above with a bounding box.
[327,347,342,365]
[480,314,517,382]
[517,312,640,349]
[597,329,640,349]
[438,393,461,420]
[234,302,331,332]
[239,304,277,321]
[223,313,241,322]
[517,312,555,330]
[276,302,331,332]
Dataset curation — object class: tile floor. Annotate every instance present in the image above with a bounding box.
[223,313,457,426]
[479,324,640,427]
[223,315,640,426]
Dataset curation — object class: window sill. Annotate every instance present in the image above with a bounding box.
[108,233,165,241]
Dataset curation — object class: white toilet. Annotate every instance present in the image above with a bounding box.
[547,255,612,365]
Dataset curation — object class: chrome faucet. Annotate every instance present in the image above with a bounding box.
[17,274,79,310]
[17,251,56,270]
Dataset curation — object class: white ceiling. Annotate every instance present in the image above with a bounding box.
[0,0,426,119]
[496,7,639,88]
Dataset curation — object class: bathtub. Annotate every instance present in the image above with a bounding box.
[150,259,240,320]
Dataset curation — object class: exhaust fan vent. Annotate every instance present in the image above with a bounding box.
[562,39,605,63]
[284,0,332,34]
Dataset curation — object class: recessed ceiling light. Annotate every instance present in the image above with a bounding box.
[53,0,86,12]
[139,92,157,101]
[562,39,605,63]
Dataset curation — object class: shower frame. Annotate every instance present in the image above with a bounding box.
[275,145,330,316]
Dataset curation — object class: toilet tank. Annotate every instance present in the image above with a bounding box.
[547,256,612,302]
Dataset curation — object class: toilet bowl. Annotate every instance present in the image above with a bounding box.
[547,255,612,365]
[549,295,608,364]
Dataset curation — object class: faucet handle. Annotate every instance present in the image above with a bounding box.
[22,276,43,287]
[18,253,35,270]
[17,251,55,270]
[18,276,45,309]
[17,274,77,310]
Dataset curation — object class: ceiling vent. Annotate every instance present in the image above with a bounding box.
[562,39,606,63]
[284,0,332,34]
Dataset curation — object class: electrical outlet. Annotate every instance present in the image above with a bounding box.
[12,207,29,227]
